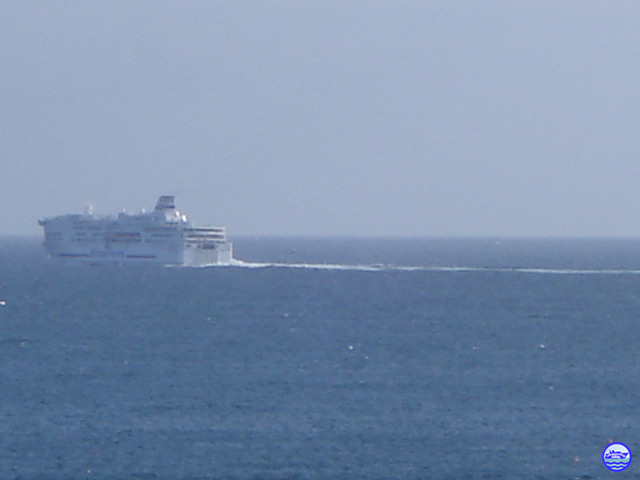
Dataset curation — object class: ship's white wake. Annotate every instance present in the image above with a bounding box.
[229,259,387,271]
[227,259,640,275]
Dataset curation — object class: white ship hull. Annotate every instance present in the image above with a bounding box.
[39,196,233,266]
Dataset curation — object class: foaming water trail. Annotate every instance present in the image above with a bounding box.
[227,259,640,275]
[229,259,384,271]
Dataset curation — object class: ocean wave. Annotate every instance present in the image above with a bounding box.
[604,460,630,470]
[605,465,629,471]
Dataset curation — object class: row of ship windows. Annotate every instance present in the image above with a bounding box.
[66,234,220,240]
[64,233,178,239]
[71,232,176,237]
[70,225,182,232]
[64,238,186,244]
[185,243,222,249]
[185,235,225,240]
[48,233,223,241]
[49,238,225,247]
[53,229,221,236]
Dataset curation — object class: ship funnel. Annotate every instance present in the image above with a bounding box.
[155,196,176,210]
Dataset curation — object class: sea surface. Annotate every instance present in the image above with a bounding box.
[1,236,640,480]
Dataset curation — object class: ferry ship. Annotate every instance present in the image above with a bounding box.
[605,451,629,460]
[38,196,232,266]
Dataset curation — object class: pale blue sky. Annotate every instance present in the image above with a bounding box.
[2,1,639,236]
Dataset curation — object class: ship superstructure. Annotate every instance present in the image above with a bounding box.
[38,196,232,265]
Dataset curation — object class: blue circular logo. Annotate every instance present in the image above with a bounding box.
[603,443,631,471]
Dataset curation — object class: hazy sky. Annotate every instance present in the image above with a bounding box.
[2,1,639,236]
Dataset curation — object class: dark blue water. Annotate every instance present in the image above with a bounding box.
[2,237,640,479]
